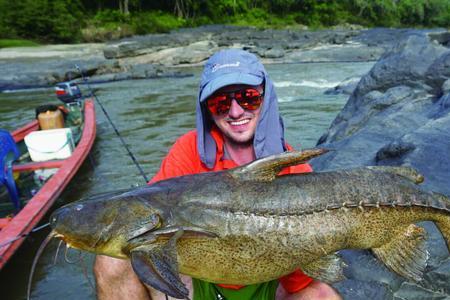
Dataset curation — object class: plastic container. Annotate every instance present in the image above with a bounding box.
[38,109,64,130]
[24,128,74,162]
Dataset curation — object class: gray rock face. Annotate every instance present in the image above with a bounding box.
[312,31,450,299]
[325,76,361,95]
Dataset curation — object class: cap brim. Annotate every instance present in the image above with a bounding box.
[200,73,263,102]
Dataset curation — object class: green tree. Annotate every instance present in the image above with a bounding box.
[1,0,84,42]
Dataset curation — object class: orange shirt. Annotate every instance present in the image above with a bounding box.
[150,128,314,293]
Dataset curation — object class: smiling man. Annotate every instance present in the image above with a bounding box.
[94,49,341,300]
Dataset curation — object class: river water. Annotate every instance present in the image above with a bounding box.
[0,61,373,299]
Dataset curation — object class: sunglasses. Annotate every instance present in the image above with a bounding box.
[206,88,264,115]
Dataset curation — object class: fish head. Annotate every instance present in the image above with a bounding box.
[50,187,170,257]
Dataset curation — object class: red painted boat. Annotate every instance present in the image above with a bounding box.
[0,98,96,269]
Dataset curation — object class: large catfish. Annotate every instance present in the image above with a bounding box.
[49,149,450,299]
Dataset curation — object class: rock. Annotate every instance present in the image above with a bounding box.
[261,47,285,59]
[423,258,450,294]
[285,43,384,63]
[393,282,449,300]
[118,40,218,66]
[419,222,450,268]
[425,51,450,93]
[375,140,416,162]
[333,279,394,300]
[128,64,158,79]
[428,31,450,47]
[325,76,361,95]
[442,79,450,94]
[311,30,450,299]
[2,27,449,92]
[353,35,448,98]
[339,249,404,291]
[438,92,450,109]
[103,32,198,59]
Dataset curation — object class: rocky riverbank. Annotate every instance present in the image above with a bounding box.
[1,26,447,91]
[312,30,450,300]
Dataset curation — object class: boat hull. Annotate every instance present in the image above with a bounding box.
[0,99,96,269]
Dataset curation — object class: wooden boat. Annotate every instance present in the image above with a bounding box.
[0,85,96,269]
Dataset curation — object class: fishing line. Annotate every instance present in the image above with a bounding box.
[79,254,96,294]
[64,245,83,264]
[74,66,171,299]
[75,64,149,183]
[54,240,63,265]
[27,231,56,300]
[0,222,50,249]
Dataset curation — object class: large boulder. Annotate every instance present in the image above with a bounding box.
[311,31,450,299]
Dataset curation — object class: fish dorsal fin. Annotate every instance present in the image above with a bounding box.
[130,230,190,299]
[230,148,328,182]
[366,166,424,184]
[372,224,429,282]
[301,254,347,283]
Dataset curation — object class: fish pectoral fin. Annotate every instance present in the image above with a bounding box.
[230,148,328,182]
[127,214,161,241]
[301,254,346,284]
[130,230,189,299]
[372,224,429,282]
[366,166,424,184]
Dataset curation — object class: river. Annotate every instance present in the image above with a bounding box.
[0,61,373,299]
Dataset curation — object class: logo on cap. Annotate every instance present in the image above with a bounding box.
[211,61,240,73]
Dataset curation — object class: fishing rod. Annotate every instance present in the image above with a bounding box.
[75,66,171,300]
[0,222,50,250]
[75,65,149,183]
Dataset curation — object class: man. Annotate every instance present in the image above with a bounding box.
[94,49,341,300]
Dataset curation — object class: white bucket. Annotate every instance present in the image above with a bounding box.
[24,128,74,162]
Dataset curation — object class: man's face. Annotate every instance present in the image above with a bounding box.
[206,84,264,145]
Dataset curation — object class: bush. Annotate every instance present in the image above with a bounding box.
[0,38,40,48]
[93,9,130,24]
[229,8,270,28]
[81,9,133,42]
[0,0,84,43]
[81,24,134,42]
[131,11,186,34]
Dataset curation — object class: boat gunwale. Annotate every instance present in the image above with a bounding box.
[0,98,96,269]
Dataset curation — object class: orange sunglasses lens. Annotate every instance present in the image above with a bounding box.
[207,88,263,115]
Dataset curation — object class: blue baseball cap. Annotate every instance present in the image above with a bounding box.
[199,49,265,102]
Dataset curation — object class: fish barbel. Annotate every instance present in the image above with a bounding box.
[49,149,450,299]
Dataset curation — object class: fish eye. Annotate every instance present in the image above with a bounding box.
[75,204,84,211]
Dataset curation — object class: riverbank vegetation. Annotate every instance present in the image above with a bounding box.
[0,39,40,48]
[0,0,449,44]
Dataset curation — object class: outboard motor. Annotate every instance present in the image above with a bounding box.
[54,81,84,128]
[55,82,82,104]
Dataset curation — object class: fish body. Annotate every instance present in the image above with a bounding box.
[50,149,450,298]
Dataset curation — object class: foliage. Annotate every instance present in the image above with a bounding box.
[94,9,131,24]
[0,0,449,43]
[0,0,84,43]
[0,39,40,48]
[132,11,186,34]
